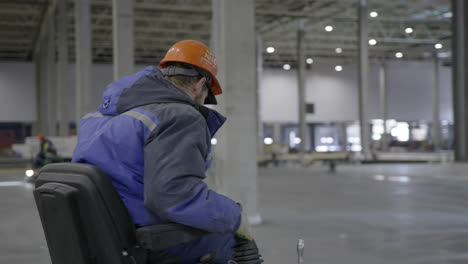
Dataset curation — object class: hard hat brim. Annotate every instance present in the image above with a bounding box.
[204,77,222,105]
[211,76,222,96]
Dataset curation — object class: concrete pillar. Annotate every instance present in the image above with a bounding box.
[33,43,45,135]
[211,0,261,224]
[339,123,347,152]
[452,0,468,161]
[273,123,281,144]
[432,53,441,151]
[36,41,48,136]
[32,1,56,137]
[379,63,388,151]
[358,0,371,160]
[33,50,41,136]
[75,0,92,124]
[297,19,307,160]
[56,0,68,136]
[46,13,57,136]
[113,0,134,80]
[257,35,264,156]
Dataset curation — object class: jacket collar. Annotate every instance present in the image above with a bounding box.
[195,105,226,138]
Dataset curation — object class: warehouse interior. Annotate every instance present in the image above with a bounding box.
[2,0,468,263]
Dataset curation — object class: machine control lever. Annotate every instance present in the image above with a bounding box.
[297,239,305,264]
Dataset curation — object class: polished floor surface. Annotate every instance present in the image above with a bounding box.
[2,163,468,264]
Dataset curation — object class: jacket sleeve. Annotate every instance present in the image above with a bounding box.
[143,105,241,234]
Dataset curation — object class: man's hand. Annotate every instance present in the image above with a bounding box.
[231,240,264,264]
[235,210,253,241]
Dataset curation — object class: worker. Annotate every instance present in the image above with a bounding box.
[34,134,59,168]
[72,40,263,264]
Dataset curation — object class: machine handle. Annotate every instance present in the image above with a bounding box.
[297,239,305,264]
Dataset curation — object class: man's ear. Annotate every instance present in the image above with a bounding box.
[194,77,206,93]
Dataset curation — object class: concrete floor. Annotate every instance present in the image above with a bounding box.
[2,163,468,264]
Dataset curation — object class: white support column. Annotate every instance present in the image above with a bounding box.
[56,0,68,136]
[32,41,47,135]
[273,123,281,144]
[257,35,264,156]
[297,19,307,160]
[113,0,134,80]
[379,63,388,151]
[340,123,347,152]
[46,12,57,136]
[452,0,468,161]
[211,0,261,224]
[432,53,441,151]
[358,0,371,160]
[75,0,92,124]
[32,53,40,135]
[36,41,47,135]
[32,0,57,136]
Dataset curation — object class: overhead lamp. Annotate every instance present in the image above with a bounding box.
[335,65,343,72]
[264,137,273,145]
[306,58,313,64]
[283,64,291,70]
[266,47,275,53]
[369,11,378,18]
[395,52,403,58]
[405,27,413,34]
[325,25,333,32]
[211,138,218,145]
[435,43,443,49]
[368,39,377,46]
[335,48,343,54]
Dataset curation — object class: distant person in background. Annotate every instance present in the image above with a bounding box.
[34,134,59,168]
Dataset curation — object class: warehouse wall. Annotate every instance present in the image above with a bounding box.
[0,62,36,122]
[260,60,453,123]
[64,63,114,116]
[0,60,453,123]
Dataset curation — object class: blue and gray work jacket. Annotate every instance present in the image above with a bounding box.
[72,66,241,235]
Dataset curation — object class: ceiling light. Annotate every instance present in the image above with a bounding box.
[369,11,378,18]
[435,43,443,49]
[325,25,333,32]
[395,52,403,58]
[335,65,343,72]
[283,64,291,70]
[335,48,343,54]
[405,27,413,34]
[306,58,313,64]
[266,47,275,53]
[368,39,377,46]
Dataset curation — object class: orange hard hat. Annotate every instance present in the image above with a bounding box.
[37,134,45,141]
[159,40,222,96]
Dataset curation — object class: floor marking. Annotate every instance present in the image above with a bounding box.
[0,181,24,187]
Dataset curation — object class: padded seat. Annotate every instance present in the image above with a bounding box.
[34,163,144,264]
[33,163,208,264]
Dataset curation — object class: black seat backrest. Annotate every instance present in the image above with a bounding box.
[34,162,140,264]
